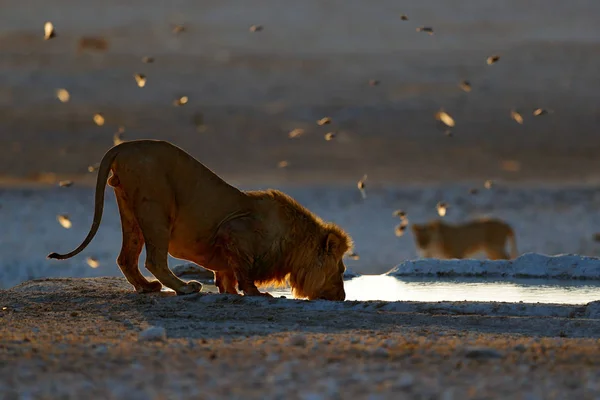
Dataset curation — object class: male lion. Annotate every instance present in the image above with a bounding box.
[411,218,518,260]
[48,140,351,301]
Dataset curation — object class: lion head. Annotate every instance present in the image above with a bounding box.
[411,222,437,248]
[288,225,351,301]
[251,190,353,301]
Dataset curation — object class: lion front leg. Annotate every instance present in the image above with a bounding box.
[214,270,239,295]
[233,268,273,297]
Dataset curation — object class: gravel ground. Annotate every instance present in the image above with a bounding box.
[1,278,600,399]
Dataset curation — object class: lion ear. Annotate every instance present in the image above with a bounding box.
[324,231,348,257]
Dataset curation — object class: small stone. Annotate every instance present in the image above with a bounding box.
[513,344,527,353]
[138,326,167,342]
[372,347,389,358]
[464,346,503,359]
[289,334,307,347]
[394,373,414,389]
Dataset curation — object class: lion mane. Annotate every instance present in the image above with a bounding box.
[48,139,352,301]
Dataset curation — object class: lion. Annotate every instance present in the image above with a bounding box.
[47,140,352,301]
[410,218,518,260]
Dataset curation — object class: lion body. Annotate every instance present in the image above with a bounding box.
[48,140,351,300]
[411,218,518,260]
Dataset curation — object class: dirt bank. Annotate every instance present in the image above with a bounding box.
[1,277,600,399]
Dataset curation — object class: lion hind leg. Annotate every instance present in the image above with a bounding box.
[136,202,202,296]
[115,190,162,293]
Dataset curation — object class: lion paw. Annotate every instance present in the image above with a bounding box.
[136,280,163,294]
[176,280,202,295]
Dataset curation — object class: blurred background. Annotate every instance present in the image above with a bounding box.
[1,0,600,287]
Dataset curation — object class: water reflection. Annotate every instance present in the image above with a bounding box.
[269,275,600,304]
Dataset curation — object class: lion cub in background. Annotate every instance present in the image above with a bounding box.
[411,218,518,260]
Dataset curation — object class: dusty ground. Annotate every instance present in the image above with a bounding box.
[1,277,600,399]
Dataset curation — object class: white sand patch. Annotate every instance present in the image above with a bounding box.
[387,253,600,280]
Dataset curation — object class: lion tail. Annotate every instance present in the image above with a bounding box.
[507,228,518,259]
[47,145,121,260]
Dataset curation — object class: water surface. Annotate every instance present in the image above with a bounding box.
[267,275,600,304]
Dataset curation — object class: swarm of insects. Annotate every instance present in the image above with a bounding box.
[57,214,72,229]
[510,110,524,124]
[44,22,56,40]
[173,96,188,106]
[416,27,434,35]
[113,126,125,146]
[435,110,455,128]
[459,80,472,93]
[394,224,407,237]
[86,257,100,268]
[93,113,105,126]
[487,55,500,65]
[392,209,406,218]
[436,202,448,217]
[56,89,70,103]
[357,175,367,199]
[317,117,332,126]
[134,74,147,88]
[288,128,305,139]
[172,24,186,34]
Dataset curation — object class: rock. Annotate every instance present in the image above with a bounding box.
[171,263,215,281]
[372,347,389,358]
[464,346,503,359]
[138,326,167,342]
[584,301,600,319]
[289,334,307,347]
[513,344,527,353]
[394,373,415,389]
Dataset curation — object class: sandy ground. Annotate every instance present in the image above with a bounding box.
[1,277,600,399]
